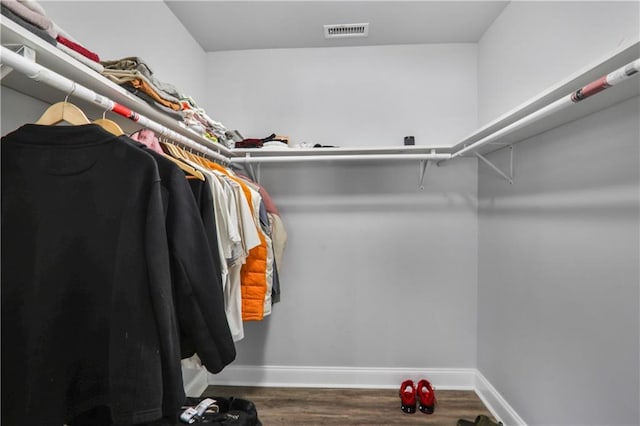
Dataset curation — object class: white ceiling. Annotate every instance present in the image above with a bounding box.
[164,1,509,52]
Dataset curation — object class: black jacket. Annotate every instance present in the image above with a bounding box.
[1,124,184,425]
[124,138,236,372]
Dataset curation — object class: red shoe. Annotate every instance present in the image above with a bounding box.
[399,379,416,413]
[417,379,436,414]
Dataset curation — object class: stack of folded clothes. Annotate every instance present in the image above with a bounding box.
[101,56,185,121]
[101,56,234,146]
[180,96,231,144]
[1,0,103,73]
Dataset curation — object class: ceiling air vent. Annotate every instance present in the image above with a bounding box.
[324,23,369,39]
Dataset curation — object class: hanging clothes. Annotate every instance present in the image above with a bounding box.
[122,138,236,372]
[2,124,182,425]
[197,159,271,322]
[180,159,257,341]
[1,123,236,426]
[236,173,287,303]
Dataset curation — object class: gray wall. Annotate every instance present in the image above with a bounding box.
[1,86,49,134]
[235,158,479,369]
[477,2,640,424]
[206,43,480,371]
[206,43,477,147]
[478,97,639,425]
[478,1,639,125]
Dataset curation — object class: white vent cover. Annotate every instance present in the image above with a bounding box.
[324,23,369,39]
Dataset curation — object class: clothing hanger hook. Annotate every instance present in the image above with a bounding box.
[64,82,77,104]
[63,82,77,116]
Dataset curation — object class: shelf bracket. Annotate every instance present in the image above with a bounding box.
[418,149,435,190]
[475,146,514,184]
[1,44,36,80]
[245,153,261,184]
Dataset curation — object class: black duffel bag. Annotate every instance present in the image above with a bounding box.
[179,396,261,426]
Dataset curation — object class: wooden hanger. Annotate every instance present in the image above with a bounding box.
[179,145,209,168]
[94,110,124,136]
[93,119,124,136]
[161,141,183,159]
[159,141,206,181]
[35,101,91,125]
[35,83,91,126]
[163,153,205,181]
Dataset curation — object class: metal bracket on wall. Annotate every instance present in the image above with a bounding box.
[475,145,514,184]
[418,149,435,190]
[245,153,261,184]
[1,44,36,80]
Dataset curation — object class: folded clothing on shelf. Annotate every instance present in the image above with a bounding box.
[1,0,56,38]
[101,56,184,100]
[56,34,99,62]
[101,56,235,146]
[1,3,55,45]
[2,0,103,70]
[234,133,290,149]
[122,85,186,122]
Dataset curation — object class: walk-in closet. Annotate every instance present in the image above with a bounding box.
[1,1,639,425]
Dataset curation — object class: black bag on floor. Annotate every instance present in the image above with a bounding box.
[179,396,261,426]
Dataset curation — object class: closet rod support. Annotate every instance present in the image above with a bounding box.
[0,44,35,80]
[418,149,436,190]
[245,153,261,183]
[509,144,514,178]
[475,149,513,184]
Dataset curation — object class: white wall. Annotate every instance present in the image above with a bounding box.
[0,86,50,134]
[41,0,207,102]
[478,0,640,125]
[205,43,480,373]
[206,44,477,147]
[478,97,639,426]
[477,2,640,425]
[234,158,479,371]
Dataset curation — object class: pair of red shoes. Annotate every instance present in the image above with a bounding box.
[399,379,436,414]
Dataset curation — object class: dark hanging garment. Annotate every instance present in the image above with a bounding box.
[121,138,236,373]
[1,124,184,425]
[187,177,223,273]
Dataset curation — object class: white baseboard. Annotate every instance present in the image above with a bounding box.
[207,365,476,390]
[474,371,527,426]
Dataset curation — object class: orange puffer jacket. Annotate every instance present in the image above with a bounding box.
[204,160,268,321]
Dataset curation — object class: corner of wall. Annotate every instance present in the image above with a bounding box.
[474,370,527,426]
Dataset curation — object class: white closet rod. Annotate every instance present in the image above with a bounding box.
[3,45,638,165]
[231,153,452,163]
[452,58,640,159]
[0,46,230,164]
[232,58,639,164]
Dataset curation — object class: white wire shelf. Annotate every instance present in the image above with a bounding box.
[1,16,638,165]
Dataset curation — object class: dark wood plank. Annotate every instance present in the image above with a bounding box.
[203,386,497,425]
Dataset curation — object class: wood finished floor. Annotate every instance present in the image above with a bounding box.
[203,386,495,425]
